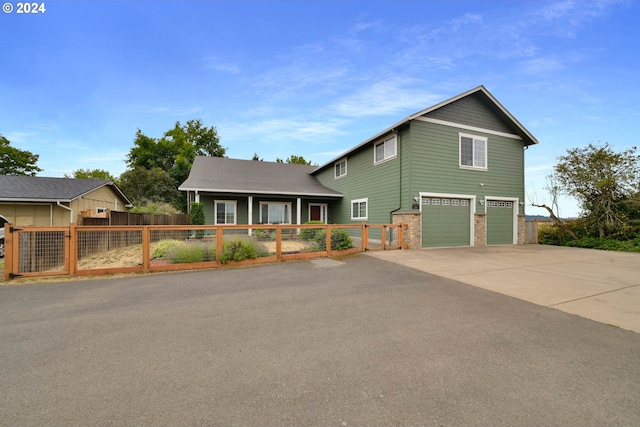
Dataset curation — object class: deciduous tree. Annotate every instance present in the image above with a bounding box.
[0,135,42,175]
[552,143,640,237]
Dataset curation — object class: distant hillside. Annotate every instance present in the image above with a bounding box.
[525,215,554,221]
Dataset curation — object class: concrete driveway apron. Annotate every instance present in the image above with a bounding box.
[366,245,640,333]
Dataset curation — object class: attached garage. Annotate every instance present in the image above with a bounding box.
[486,199,516,245]
[421,194,473,248]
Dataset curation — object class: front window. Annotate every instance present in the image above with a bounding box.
[374,135,397,164]
[334,158,347,179]
[215,200,236,224]
[459,133,487,169]
[351,198,368,220]
[260,202,291,224]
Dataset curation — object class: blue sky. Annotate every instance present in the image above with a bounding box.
[1,0,638,217]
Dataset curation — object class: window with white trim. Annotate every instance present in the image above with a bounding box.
[215,200,237,224]
[351,198,368,220]
[459,133,487,169]
[374,135,397,164]
[334,158,347,179]
[260,202,291,224]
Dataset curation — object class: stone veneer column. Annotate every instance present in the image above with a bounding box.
[392,212,421,249]
[474,213,487,246]
[517,215,526,245]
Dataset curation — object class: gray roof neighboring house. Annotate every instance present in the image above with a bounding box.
[0,175,133,206]
[179,156,342,198]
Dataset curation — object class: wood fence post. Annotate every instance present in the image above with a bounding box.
[216,226,223,264]
[276,226,282,261]
[4,223,13,281]
[142,226,150,273]
[362,223,368,251]
[326,225,332,256]
[69,223,77,277]
[381,225,387,250]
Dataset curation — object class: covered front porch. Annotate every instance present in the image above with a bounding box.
[185,191,342,227]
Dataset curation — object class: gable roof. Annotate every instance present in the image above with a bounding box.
[0,175,133,206]
[313,85,538,174]
[179,156,342,198]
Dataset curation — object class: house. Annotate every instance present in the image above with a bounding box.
[180,85,538,248]
[0,175,133,226]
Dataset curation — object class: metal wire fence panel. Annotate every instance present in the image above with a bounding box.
[76,228,143,270]
[18,230,66,273]
[150,227,217,265]
[221,227,275,261]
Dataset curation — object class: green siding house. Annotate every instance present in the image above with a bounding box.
[179,85,538,248]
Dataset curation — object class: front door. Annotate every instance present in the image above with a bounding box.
[308,203,327,223]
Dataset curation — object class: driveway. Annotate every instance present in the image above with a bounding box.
[367,245,640,333]
[2,255,640,426]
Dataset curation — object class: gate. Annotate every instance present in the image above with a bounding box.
[4,226,70,279]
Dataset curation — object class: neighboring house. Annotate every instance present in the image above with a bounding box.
[180,85,538,248]
[0,175,133,226]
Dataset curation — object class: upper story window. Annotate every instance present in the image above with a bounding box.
[459,133,487,170]
[374,135,397,164]
[334,158,347,179]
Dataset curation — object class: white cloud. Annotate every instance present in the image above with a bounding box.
[331,78,439,118]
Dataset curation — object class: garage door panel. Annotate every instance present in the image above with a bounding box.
[422,197,470,248]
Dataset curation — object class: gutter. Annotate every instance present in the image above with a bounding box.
[57,201,74,224]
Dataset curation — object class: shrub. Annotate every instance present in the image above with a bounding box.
[313,228,354,251]
[254,228,275,240]
[219,239,267,263]
[165,241,216,264]
[300,221,325,241]
[151,239,181,259]
[190,202,205,239]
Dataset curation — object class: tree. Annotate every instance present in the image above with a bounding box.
[65,168,116,181]
[126,119,225,185]
[275,155,313,165]
[0,135,42,175]
[125,119,226,211]
[530,175,578,240]
[251,153,263,161]
[552,143,640,237]
[118,167,181,208]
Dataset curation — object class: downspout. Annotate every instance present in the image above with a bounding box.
[389,130,402,223]
[57,201,73,224]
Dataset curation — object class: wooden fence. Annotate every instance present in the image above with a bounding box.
[78,211,190,226]
[3,223,406,280]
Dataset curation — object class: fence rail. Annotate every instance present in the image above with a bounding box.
[3,222,406,280]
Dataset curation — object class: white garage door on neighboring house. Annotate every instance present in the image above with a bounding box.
[486,199,516,245]
[421,195,472,248]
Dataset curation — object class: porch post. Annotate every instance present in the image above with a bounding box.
[296,197,301,234]
[248,195,253,236]
[195,191,200,203]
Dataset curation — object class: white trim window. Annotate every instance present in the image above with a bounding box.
[351,198,368,221]
[260,202,292,224]
[215,200,237,224]
[459,133,487,170]
[334,158,347,179]
[374,135,397,164]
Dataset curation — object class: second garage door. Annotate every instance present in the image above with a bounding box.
[486,200,515,245]
[421,197,471,248]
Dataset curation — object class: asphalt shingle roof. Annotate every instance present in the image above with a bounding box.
[179,157,342,198]
[0,175,123,202]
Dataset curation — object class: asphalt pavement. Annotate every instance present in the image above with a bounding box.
[1,255,640,426]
